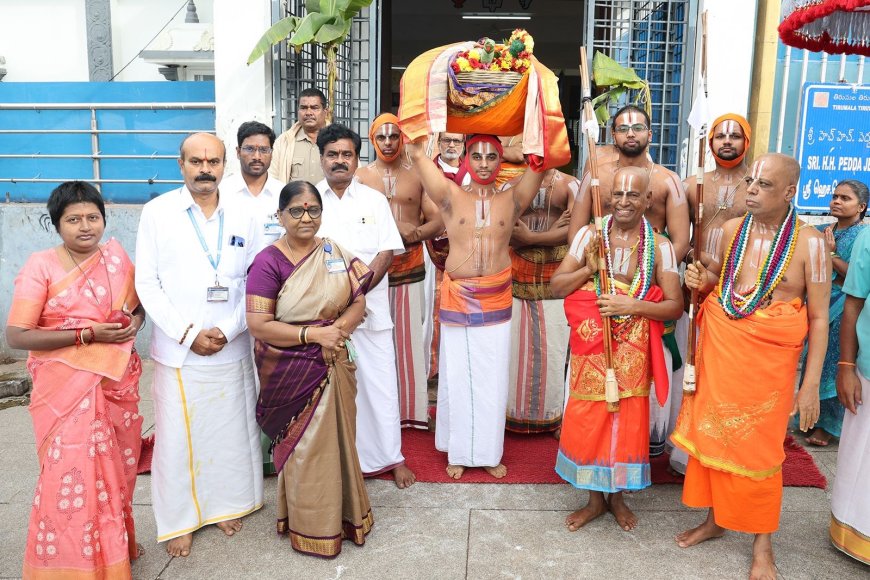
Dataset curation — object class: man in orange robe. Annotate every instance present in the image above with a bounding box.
[673,153,830,580]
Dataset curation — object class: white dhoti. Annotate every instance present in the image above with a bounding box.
[352,327,405,475]
[436,321,511,467]
[422,249,438,379]
[151,358,263,541]
[507,297,569,433]
[830,370,870,564]
[390,281,429,429]
[650,312,688,457]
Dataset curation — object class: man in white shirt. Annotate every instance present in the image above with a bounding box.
[315,124,416,488]
[434,132,470,186]
[222,121,287,252]
[135,133,264,557]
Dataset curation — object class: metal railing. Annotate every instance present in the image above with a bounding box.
[0,101,215,191]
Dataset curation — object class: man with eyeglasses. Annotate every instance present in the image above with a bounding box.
[434,133,470,186]
[223,121,287,253]
[356,114,444,437]
[569,104,691,461]
[314,124,416,489]
[270,87,330,184]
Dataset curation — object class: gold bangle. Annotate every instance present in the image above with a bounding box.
[837,361,857,366]
[179,323,194,345]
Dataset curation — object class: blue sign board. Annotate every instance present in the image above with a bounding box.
[796,83,870,212]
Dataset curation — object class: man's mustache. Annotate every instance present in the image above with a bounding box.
[331,163,349,171]
[195,174,217,182]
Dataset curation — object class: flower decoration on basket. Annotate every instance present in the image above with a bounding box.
[451,29,534,80]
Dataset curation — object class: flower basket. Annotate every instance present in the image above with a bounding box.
[454,70,524,86]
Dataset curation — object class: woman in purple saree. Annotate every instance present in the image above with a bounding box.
[246,181,373,558]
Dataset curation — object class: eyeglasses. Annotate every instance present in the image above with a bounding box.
[283,206,322,219]
[439,138,464,146]
[240,145,273,155]
[613,124,649,134]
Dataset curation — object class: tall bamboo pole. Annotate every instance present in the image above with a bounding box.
[580,47,619,412]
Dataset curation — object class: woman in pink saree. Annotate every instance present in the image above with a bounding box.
[6,182,146,579]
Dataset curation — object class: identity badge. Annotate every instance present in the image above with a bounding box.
[326,258,346,274]
[264,218,283,236]
[207,285,230,302]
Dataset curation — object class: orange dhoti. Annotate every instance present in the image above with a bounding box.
[556,282,668,492]
[671,294,807,534]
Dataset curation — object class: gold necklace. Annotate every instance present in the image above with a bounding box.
[284,235,302,264]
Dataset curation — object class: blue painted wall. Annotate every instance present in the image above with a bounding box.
[0,82,215,203]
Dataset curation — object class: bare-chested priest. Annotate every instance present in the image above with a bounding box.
[668,112,752,475]
[505,168,579,436]
[406,134,546,479]
[569,104,690,458]
[356,113,444,430]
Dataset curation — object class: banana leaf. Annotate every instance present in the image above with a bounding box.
[592,51,646,89]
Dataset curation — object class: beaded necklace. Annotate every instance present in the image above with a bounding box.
[595,215,656,323]
[718,205,798,319]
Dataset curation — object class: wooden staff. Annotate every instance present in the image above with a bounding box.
[683,12,708,395]
[580,47,619,412]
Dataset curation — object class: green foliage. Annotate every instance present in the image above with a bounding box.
[590,51,652,127]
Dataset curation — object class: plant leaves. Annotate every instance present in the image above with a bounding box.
[314,15,351,45]
[246,15,302,64]
[592,51,643,88]
[336,0,374,19]
[287,13,333,47]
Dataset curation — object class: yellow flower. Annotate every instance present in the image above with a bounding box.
[456,57,472,72]
[500,59,511,70]
[468,49,481,61]
[524,37,534,53]
[489,63,500,71]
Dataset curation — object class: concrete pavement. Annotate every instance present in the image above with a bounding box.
[0,358,866,579]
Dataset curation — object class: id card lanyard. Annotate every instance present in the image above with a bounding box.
[187,208,228,301]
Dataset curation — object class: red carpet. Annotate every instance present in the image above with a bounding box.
[372,430,827,488]
[137,431,826,489]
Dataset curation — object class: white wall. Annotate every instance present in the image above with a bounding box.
[110,0,214,82]
[0,0,214,82]
[0,0,89,81]
[213,0,273,176]
[703,0,758,121]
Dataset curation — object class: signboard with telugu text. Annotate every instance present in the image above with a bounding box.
[796,83,870,212]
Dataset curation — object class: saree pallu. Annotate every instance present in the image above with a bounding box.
[247,240,373,557]
[556,283,668,492]
[8,240,142,579]
[671,294,808,533]
[398,44,570,173]
[388,242,426,287]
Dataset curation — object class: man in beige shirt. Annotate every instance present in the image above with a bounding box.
[269,87,328,184]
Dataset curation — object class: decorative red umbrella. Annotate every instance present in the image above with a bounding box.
[779,0,870,56]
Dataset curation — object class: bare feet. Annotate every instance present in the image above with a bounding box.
[805,428,832,447]
[675,510,725,548]
[608,492,638,531]
[393,464,416,489]
[750,534,777,580]
[166,533,192,557]
[565,492,608,532]
[446,464,465,479]
[216,518,242,536]
[484,464,507,479]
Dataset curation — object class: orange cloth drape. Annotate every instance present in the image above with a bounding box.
[439,266,512,327]
[671,293,807,480]
[398,44,570,172]
[388,242,425,286]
